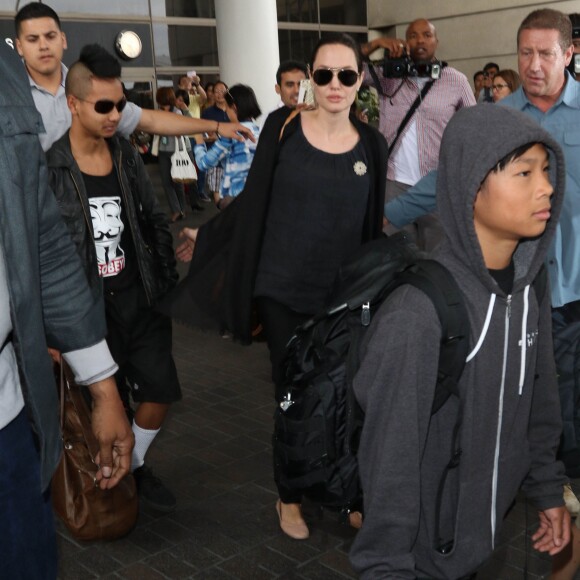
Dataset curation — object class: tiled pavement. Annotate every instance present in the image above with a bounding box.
[55,164,580,579]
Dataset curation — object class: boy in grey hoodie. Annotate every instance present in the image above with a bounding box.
[350,105,570,579]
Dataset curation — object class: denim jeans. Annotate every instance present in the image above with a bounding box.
[0,410,57,579]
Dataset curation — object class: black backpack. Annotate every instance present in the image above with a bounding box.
[272,234,470,523]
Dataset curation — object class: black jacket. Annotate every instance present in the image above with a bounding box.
[0,42,109,490]
[46,133,177,304]
[163,106,388,343]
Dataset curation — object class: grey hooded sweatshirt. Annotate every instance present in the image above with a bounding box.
[350,105,567,579]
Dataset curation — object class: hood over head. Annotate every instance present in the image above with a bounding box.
[436,104,565,295]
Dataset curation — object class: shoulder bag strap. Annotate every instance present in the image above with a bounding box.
[58,360,101,461]
[279,109,300,142]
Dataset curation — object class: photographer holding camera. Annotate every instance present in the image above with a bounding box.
[361,19,475,251]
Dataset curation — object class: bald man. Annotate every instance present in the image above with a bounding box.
[361,19,475,251]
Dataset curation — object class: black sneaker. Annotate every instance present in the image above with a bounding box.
[133,465,176,512]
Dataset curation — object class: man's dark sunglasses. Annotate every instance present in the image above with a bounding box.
[79,96,127,114]
[312,67,360,87]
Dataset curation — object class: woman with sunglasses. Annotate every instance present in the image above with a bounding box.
[165,33,387,540]
[192,84,261,210]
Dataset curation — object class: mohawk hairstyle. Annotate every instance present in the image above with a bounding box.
[65,44,122,99]
[79,44,122,79]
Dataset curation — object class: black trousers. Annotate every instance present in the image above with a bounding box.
[553,300,580,476]
[256,296,311,503]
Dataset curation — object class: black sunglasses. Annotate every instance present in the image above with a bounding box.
[78,96,127,114]
[312,67,360,87]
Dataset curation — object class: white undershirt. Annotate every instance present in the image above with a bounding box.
[392,77,430,186]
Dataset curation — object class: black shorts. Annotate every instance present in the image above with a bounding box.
[104,283,181,404]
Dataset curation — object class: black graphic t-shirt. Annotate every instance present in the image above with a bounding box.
[81,168,139,292]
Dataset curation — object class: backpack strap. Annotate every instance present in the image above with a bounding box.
[396,259,469,413]
[394,259,469,553]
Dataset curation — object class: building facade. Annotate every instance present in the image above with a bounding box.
[0,0,368,111]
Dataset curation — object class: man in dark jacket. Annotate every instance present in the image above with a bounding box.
[0,39,133,579]
[46,45,181,512]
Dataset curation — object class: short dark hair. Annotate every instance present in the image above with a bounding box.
[15,2,61,36]
[178,74,189,85]
[518,9,573,53]
[495,69,521,93]
[473,70,484,82]
[276,60,308,86]
[569,13,580,33]
[310,32,363,73]
[175,88,190,106]
[65,44,121,99]
[156,86,176,108]
[224,84,261,122]
[492,142,542,174]
[483,62,500,73]
[78,44,121,78]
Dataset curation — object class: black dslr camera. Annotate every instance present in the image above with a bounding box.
[383,50,442,80]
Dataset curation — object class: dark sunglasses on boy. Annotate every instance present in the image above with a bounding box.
[78,96,128,114]
[312,67,360,87]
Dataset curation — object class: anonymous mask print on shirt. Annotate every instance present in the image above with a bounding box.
[90,196,125,277]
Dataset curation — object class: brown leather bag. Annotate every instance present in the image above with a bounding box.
[51,361,138,541]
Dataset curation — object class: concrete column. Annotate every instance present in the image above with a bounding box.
[214,0,280,120]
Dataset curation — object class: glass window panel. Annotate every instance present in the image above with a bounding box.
[278,29,319,63]
[278,30,367,63]
[38,0,149,16]
[319,0,366,26]
[276,0,366,25]
[153,24,217,67]
[150,0,215,18]
[60,22,153,68]
[125,81,155,110]
[276,0,318,24]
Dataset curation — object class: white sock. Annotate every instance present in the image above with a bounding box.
[131,421,160,472]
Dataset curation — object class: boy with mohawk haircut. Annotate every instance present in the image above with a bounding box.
[46,44,181,512]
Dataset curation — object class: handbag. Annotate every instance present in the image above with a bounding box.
[51,361,138,541]
[150,134,160,157]
[170,136,197,183]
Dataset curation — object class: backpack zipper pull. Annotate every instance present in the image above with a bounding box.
[279,390,294,412]
[361,302,371,326]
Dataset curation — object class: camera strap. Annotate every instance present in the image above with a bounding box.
[388,79,435,155]
[367,62,387,97]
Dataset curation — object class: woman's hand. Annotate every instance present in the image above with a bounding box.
[176,227,198,262]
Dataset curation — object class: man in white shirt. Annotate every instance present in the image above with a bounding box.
[275,60,308,108]
[361,19,475,250]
